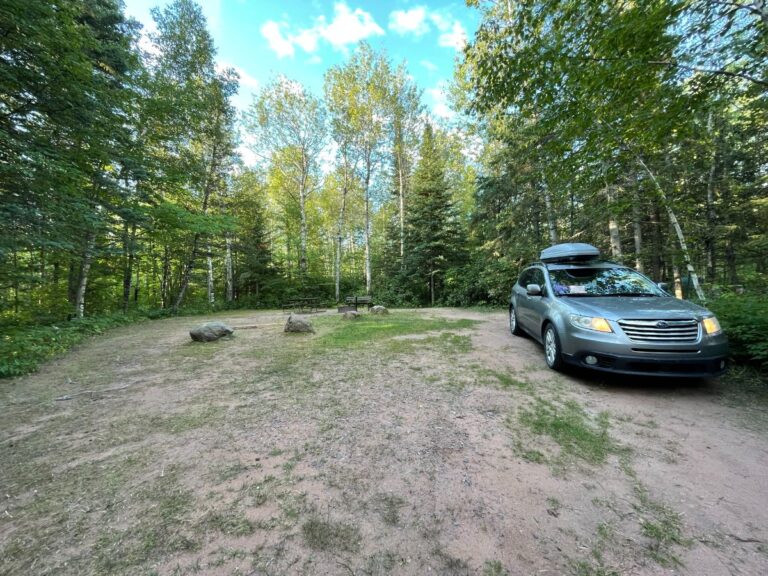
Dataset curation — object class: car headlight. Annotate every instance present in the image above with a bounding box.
[702,316,722,335]
[570,314,613,333]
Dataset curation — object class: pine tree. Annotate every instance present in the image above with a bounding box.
[403,124,464,305]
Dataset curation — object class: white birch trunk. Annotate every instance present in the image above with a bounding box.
[207,242,215,306]
[225,236,233,302]
[635,156,706,301]
[75,232,96,318]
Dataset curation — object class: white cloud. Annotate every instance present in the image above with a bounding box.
[420,59,437,71]
[293,28,320,53]
[218,62,259,112]
[389,7,429,36]
[429,12,452,32]
[318,3,385,50]
[261,21,294,58]
[438,21,467,51]
[307,55,323,65]
[260,3,384,58]
[427,82,454,120]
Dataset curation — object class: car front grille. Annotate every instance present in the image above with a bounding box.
[617,319,700,343]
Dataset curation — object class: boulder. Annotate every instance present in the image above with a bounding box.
[370,305,389,315]
[342,310,360,320]
[190,321,234,342]
[284,313,315,334]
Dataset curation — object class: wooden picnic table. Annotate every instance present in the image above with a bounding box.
[282,297,321,313]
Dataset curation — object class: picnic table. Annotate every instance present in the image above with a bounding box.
[344,295,373,311]
[282,297,321,313]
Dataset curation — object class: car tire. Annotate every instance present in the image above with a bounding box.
[509,305,524,336]
[543,324,564,371]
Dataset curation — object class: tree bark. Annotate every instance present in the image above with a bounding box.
[606,185,623,262]
[364,157,372,294]
[543,182,558,244]
[335,183,348,302]
[75,231,96,318]
[635,155,706,301]
[206,242,215,306]
[225,235,233,302]
[122,223,136,313]
[631,187,644,272]
[704,110,718,283]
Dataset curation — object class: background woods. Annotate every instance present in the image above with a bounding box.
[1,0,766,369]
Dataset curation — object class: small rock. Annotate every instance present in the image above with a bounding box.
[370,305,389,315]
[343,311,360,320]
[284,313,315,334]
[189,321,234,342]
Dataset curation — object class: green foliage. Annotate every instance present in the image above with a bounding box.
[709,295,768,367]
[0,314,141,378]
[314,313,477,349]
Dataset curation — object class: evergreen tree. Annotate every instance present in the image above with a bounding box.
[402,124,464,305]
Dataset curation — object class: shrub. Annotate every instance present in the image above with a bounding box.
[708,294,768,368]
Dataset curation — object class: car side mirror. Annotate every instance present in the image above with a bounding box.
[526,283,542,296]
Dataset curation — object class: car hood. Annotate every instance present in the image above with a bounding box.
[560,296,710,320]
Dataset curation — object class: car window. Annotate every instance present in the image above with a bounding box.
[531,268,545,287]
[518,269,533,287]
[548,267,664,297]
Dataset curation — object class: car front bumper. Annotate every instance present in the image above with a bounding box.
[562,349,728,377]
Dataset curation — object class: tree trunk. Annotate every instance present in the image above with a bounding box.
[398,151,406,261]
[174,234,200,311]
[225,236,233,302]
[335,183,348,302]
[161,244,171,309]
[704,111,718,283]
[299,179,308,275]
[207,242,215,306]
[543,182,558,244]
[75,231,96,318]
[364,159,372,295]
[631,187,644,272]
[606,185,623,262]
[122,223,136,313]
[636,155,706,301]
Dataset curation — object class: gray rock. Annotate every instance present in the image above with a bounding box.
[343,311,360,320]
[190,321,234,342]
[370,305,389,315]
[284,314,315,334]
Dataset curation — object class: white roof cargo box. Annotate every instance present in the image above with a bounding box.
[540,243,601,263]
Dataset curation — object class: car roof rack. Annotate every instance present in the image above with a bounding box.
[540,243,601,263]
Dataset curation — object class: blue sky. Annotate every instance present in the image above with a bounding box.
[123,0,480,119]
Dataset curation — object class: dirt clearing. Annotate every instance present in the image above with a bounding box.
[1,308,767,575]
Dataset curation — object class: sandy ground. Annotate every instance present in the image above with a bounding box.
[1,308,767,576]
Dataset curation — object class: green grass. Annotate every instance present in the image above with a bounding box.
[633,484,689,566]
[515,398,619,465]
[301,517,362,553]
[0,313,145,378]
[483,560,510,575]
[313,313,477,349]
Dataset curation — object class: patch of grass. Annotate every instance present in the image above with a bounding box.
[484,369,530,390]
[633,484,689,566]
[483,560,510,576]
[376,493,406,526]
[301,517,361,553]
[213,461,251,482]
[0,313,144,378]
[314,313,477,350]
[366,550,401,573]
[199,510,255,536]
[94,469,200,573]
[515,398,620,465]
[155,404,226,434]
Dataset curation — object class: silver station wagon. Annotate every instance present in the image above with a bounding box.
[509,243,728,377]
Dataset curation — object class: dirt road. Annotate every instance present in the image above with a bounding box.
[1,308,766,575]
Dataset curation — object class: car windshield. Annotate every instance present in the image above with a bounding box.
[548,267,664,297]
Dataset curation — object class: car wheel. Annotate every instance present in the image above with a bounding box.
[509,306,524,336]
[543,324,564,371]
